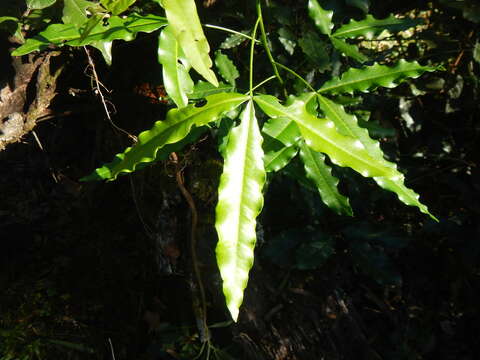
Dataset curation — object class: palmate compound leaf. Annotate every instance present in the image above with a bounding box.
[215,100,266,321]
[161,0,219,87]
[299,140,353,216]
[81,92,248,182]
[332,14,422,39]
[316,94,437,220]
[158,25,194,108]
[253,95,396,179]
[12,13,167,56]
[318,60,438,95]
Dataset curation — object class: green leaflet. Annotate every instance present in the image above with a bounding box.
[332,14,422,39]
[162,0,219,86]
[12,13,167,56]
[158,25,194,108]
[254,94,395,178]
[299,140,353,216]
[215,100,266,321]
[262,115,301,173]
[330,36,368,63]
[215,51,239,87]
[308,0,333,35]
[81,93,248,182]
[263,139,298,173]
[318,60,438,95]
[262,116,301,146]
[316,94,436,220]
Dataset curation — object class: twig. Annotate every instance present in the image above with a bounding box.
[83,46,137,143]
[169,152,210,343]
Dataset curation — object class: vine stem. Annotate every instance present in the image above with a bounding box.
[249,17,261,97]
[257,1,284,87]
[169,152,210,344]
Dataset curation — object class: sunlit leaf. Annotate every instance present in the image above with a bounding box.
[299,140,353,216]
[158,25,194,108]
[316,94,436,220]
[81,93,248,181]
[333,14,422,39]
[308,0,334,35]
[162,0,219,86]
[319,60,438,95]
[215,100,266,321]
[262,116,301,146]
[278,27,296,55]
[254,94,396,178]
[12,13,167,56]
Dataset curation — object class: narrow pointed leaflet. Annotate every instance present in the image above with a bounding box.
[158,25,194,108]
[299,140,353,216]
[215,101,266,321]
[254,95,396,179]
[82,93,248,181]
[161,0,219,86]
[316,94,436,220]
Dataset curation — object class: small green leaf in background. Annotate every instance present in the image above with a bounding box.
[100,0,136,15]
[299,140,353,216]
[219,31,249,50]
[319,60,438,95]
[308,0,334,35]
[26,0,57,10]
[278,27,296,55]
[330,36,368,62]
[299,31,331,72]
[62,0,96,26]
[333,14,422,39]
[295,233,334,269]
[473,41,480,64]
[346,0,370,14]
[215,100,266,321]
[161,0,219,86]
[214,51,239,87]
[158,25,194,108]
